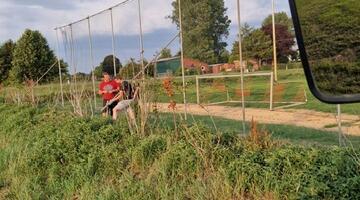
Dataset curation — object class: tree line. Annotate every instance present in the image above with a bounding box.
[171,0,296,67]
[0,29,68,85]
[0,0,297,86]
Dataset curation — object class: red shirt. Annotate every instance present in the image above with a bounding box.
[99,80,119,100]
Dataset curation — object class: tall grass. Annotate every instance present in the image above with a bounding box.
[0,104,359,199]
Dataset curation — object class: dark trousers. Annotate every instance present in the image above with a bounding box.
[103,99,118,116]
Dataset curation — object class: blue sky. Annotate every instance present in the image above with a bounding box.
[0,0,291,73]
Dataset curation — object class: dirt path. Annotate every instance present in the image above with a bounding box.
[156,103,360,136]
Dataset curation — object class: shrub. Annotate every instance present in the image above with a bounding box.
[0,104,359,199]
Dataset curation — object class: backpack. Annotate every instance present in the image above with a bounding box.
[121,81,134,100]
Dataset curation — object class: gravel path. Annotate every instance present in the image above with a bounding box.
[156,103,360,136]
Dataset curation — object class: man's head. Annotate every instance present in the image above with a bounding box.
[114,74,123,84]
[103,72,111,82]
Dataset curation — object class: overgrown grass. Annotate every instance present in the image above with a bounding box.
[0,104,359,199]
[2,69,360,115]
[157,113,360,147]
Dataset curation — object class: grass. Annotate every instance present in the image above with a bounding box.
[157,113,360,147]
[0,104,359,199]
[2,68,360,115]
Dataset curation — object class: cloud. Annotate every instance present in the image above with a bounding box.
[0,0,291,71]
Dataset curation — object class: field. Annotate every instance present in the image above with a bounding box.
[0,104,360,199]
[1,68,360,199]
[2,68,360,115]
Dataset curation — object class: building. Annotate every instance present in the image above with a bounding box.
[155,57,209,77]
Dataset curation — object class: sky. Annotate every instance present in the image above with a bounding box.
[0,0,291,72]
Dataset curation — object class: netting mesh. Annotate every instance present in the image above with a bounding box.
[54,0,181,113]
[196,74,307,109]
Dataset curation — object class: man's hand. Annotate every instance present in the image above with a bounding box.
[98,90,105,95]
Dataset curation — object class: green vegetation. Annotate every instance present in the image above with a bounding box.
[312,61,360,94]
[296,0,360,95]
[0,104,359,199]
[0,40,15,84]
[159,113,360,147]
[171,0,231,64]
[93,55,122,78]
[297,0,360,60]
[262,12,293,31]
[11,29,67,84]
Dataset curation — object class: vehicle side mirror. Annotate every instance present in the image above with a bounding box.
[289,0,360,104]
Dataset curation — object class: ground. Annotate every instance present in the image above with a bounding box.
[157,103,360,136]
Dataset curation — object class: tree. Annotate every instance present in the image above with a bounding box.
[296,0,360,60]
[11,29,60,83]
[0,40,15,84]
[100,55,122,76]
[262,12,293,31]
[262,24,295,63]
[159,48,172,59]
[171,0,231,64]
[230,29,272,67]
[228,24,255,63]
[120,58,141,79]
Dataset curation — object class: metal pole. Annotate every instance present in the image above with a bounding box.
[87,17,97,108]
[272,0,278,82]
[178,0,187,120]
[69,25,77,94]
[337,104,343,146]
[110,8,117,76]
[270,72,274,110]
[237,0,246,134]
[138,0,145,79]
[196,76,200,104]
[55,29,65,107]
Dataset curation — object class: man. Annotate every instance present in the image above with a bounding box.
[112,81,140,123]
[98,72,119,116]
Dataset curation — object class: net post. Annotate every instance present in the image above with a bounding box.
[270,72,274,111]
[237,0,246,134]
[110,8,117,76]
[69,24,78,96]
[55,29,65,107]
[196,76,200,104]
[87,17,97,109]
[178,0,187,120]
[337,104,344,146]
[272,0,278,82]
[138,0,145,79]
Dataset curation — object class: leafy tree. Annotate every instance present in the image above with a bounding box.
[244,30,273,66]
[171,0,231,64]
[11,29,60,83]
[296,0,360,60]
[100,55,122,76]
[228,24,255,63]
[262,24,295,63]
[262,12,293,31]
[219,49,230,63]
[0,40,15,84]
[118,58,152,79]
[159,48,172,59]
[93,65,103,79]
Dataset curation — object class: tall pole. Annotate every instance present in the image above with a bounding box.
[272,0,278,82]
[69,25,77,95]
[87,17,97,108]
[237,0,246,134]
[178,0,187,120]
[110,8,117,77]
[138,0,145,79]
[55,29,65,107]
[337,104,344,146]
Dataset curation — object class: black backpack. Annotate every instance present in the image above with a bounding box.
[121,81,133,100]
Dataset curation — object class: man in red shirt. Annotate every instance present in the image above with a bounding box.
[98,72,119,116]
